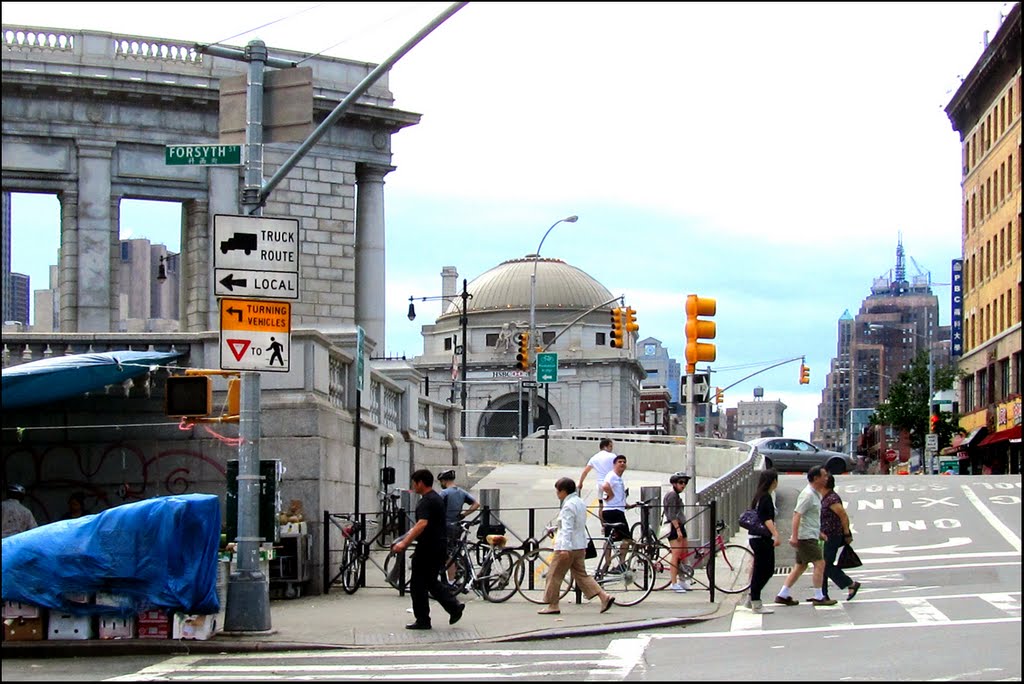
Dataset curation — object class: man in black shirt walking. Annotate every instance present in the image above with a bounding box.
[391,469,465,630]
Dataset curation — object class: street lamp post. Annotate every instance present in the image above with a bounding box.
[408,278,473,437]
[528,215,578,437]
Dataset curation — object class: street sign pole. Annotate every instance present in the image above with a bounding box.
[224,39,271,634]
[684,372,696,509]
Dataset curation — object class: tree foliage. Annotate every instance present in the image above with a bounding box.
[870,351,959,450]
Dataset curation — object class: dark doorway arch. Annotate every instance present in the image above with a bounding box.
[480,392,560,437]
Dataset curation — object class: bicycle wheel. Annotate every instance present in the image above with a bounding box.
[341,542,363,595]
[513,547,572,605]
[596,550,655,606]
[642,542,678,592]
[443,551,472,595]
[375,508,401,548]
[708,543,754,594]
[480,549,519,604]
[383,549,412,592]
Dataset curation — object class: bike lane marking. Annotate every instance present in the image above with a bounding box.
[960,484,1021,552]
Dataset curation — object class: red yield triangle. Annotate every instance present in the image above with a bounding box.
[227,339,251,361]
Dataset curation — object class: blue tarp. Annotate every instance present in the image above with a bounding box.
[1,349,183,410]
[1,494,221,616]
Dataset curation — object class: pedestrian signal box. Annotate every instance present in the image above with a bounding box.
[165,375,212,417]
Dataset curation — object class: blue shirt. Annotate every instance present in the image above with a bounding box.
[440,486,476,526]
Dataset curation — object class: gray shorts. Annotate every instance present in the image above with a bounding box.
[794,539,823,565]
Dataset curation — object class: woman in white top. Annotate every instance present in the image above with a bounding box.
[537,477,615,615]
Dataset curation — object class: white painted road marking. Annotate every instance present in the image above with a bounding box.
[897,597,951,623]
[961,484,1021,552]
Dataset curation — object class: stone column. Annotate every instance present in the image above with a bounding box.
[58,189,79,332]
[74,141,117,332]
[354,163,394,351]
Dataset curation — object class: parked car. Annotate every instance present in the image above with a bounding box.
[747,437,856,474]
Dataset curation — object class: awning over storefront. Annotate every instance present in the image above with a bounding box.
[978,424,1022,447]
[961,425,988,448]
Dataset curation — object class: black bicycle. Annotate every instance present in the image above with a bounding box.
[443,517,521,603]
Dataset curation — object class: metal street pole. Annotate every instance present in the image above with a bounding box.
[684,371,696,509]
[460,279,469,437]
[224,39,271,633]
[528,215,577,437]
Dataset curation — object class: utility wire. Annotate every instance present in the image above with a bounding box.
[297,2,435,63]
[207,3,326,48]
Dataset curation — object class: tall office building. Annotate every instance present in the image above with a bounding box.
[8,272,30,326]
[2,191,12,323]
[944,2,1021,471]
[812,238,951,451]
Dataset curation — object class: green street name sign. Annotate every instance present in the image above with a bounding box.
[537,352,558,383]
[165,144,242,166]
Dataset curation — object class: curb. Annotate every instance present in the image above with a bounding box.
[1,603,732,657]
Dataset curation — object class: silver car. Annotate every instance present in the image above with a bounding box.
[747,437,856,474]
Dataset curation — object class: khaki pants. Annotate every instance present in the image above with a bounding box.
[543,549,603,606]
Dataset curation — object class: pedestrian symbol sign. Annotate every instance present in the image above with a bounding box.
[219,298,291,372]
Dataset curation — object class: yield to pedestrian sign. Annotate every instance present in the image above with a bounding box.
[219,298,291,372]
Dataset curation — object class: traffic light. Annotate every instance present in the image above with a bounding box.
[930,403,940,433]
[799,363,810,385]
[515,332,531,370]
[624,306,639,335]
[714,387,724,405]
[610,307,625,348]
[684,294,716,373]
[165,375,212,417]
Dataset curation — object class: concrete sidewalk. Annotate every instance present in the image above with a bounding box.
[2,578,743,657]
[3,462,751,657]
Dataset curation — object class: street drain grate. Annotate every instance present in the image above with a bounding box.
[774,566,792,575]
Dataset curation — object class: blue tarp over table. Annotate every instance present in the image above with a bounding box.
[1,494,221,616]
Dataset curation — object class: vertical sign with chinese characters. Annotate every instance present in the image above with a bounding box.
[950,259,963,357]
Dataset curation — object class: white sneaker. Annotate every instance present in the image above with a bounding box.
[752,604,775,615]
[669,582,689,593]
[679,581,692,592]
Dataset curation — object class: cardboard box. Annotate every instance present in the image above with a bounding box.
[279,521,308,535]
[98,616,137,640]
[3,616,46,641]
[137,608,171,640]
[48,613,95,640]
[3,601,42,619]
[172,612,218,640]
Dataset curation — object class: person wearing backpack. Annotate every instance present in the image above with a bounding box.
[746,469,780,614]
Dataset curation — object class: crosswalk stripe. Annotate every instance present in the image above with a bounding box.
[979,592,1021,617]
[897,597,952,623]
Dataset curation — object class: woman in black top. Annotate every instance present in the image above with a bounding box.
[747,469,780,614]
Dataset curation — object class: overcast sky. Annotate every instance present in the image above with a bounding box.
[3,1,1014,440]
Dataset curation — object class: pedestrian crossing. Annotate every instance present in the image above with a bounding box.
[105,643,647,681]
[726,591,1020,635]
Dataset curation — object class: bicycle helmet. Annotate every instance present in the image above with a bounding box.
[669,472,690,485]
[6,483,26,498]
[438,469,456,482]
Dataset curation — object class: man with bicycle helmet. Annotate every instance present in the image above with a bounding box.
[2,483,37,539]
[664,472,692,592]
[438,469,480,583]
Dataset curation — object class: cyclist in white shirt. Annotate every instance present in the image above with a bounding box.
[600,454,633,572]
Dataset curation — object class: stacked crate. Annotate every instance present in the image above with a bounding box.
[3,601,46,641]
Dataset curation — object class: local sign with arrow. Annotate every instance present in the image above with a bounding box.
[213,214,300,300]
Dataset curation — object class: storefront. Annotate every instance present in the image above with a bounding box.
[976,424,1022,475]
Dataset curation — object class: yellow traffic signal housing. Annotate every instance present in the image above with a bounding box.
[624,306,639,334]
[610,307,625,348]
[226,377,240,416]
[715,387,724,405]
[165,375,212,417]
[684,294,716,373]
[799,363,810,385]
[515,332,531,370]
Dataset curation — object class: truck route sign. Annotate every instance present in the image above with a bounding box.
[213,214,299,300]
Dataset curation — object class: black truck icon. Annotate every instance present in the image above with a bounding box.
[220,232,257,255]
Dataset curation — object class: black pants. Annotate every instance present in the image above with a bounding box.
[749,537,775,602]
[410,550,461,626]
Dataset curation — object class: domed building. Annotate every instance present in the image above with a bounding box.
[411,257,646,438]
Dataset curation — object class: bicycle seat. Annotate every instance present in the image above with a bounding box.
[485,534,507,548]
[605,521,630,531]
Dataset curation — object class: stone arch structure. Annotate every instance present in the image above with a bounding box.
[480,391,562,438]
[1,25,419,346]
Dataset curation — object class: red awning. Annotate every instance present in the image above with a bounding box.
[977,424,1022,447]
